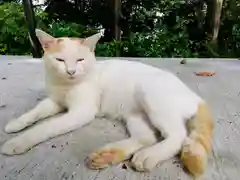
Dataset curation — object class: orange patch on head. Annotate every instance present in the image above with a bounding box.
[69,38,95,53]
[69,38,93,50]
[44,38,65,53]
[69,37,84,43]
[57,38,64,43]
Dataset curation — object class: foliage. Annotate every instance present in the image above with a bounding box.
[0,0,240,57]
[217,0,240,57]
[0,2,30,55]
[0,2,98,55]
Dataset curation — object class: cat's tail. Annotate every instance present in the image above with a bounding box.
[180,102,214,177]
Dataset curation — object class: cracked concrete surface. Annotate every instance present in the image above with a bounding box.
[0,56,240,180]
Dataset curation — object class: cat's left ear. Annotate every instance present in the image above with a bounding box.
[83,33,102,52]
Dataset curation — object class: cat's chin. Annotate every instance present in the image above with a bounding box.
[66,76,77,81]
[66,76,81,83]
[69,76,76,79]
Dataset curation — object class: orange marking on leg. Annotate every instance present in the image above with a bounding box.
[87,148,126,169]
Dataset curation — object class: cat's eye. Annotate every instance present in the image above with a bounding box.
[56,58,64,62]
[77,58,84,62]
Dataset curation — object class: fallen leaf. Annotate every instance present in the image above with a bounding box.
[194,72,216,76]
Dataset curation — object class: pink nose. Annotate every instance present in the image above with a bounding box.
[67,69,76,75]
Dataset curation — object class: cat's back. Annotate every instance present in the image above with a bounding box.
[95,59,200,101]
[95,59,202,119]
[96,59,202,102]
[95,59,188,88]
[96,59,167,79]
[96,59,161,72]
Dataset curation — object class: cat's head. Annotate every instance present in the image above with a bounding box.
[36,29,102,81]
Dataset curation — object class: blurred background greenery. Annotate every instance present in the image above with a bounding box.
[0,0,239,58]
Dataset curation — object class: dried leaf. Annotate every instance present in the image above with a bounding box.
[194,72,216,76]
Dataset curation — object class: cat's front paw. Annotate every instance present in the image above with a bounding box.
[131,147,159,172]
[1,138,30,155]
[5,119,26,133]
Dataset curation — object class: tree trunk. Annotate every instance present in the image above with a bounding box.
[205,0,223,42]
[114,0,121,56]
[23,0,42,58]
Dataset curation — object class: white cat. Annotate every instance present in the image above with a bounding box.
[1,29,213,177]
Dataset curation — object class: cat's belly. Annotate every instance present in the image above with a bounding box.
[99,90,139,119]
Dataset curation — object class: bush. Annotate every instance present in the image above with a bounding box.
[0,1,199,57]
[1,1,240,58]
[0,1,203,57]
[0,2,31,55]
[120,29,199,58]
[0,2,100,55]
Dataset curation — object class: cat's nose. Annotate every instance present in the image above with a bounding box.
[67,69,76,76]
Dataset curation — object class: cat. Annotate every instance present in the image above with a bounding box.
[1,29,213,177]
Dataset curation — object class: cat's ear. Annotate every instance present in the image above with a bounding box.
[83,33,102,52]
[35,29,56,49]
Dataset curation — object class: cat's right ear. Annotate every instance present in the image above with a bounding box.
[35,29,56,50]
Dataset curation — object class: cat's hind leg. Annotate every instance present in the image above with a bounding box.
[86,113,158,169]
[5,98,64,133]
[131,113,187,172]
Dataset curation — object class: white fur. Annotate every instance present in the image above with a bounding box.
[2,31,204,172]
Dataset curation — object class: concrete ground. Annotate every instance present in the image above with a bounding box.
[0,56,240,180]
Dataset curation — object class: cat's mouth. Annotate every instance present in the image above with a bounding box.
[69,76,76,79]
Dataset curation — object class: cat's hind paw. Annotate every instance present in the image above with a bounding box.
[131,147,159,172]
[86,148,126,169]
